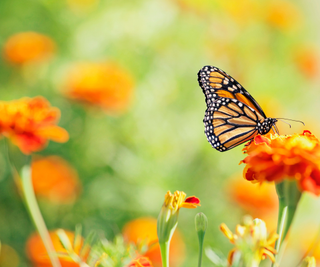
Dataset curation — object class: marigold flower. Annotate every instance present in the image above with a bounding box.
[123,217,185,267]
[294,45,320,79]
[241,131,320,196]
[265,0,302,31]
[0,244,20,267]
[227,176,278,229]
[26,230,86,267]
[220,218,278,266]
[0,97,69,154]
[3,32,55,65]
[157,191,200,243]
[64,62,134,113]
[128,257,153,267]
[32,156,81,203]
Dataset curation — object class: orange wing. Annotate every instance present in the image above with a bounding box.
[198,65,266,118]
[203,97,266,151]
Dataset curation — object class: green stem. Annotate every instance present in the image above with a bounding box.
[272,181,288,267]
[197,233,204,267]
[21,165,61,267]
[273,180,302,267]
[159,241,170,267]
[283,180,301,241]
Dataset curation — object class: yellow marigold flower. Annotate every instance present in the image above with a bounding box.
[241,131,320,196]
[157,191,200,243]
[220,218,278,266]
[26,230,87,267]
[3,32,55,65]
[0,97,69,154]
[64,62,134,114]
[32,156,81,203]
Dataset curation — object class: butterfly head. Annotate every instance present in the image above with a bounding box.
[258,118,278,135]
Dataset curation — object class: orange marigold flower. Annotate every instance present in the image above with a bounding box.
[241,131,320,196]
[3,32,55,65]
[64,62,134,113]
[0,97,69,154]
[265,0,302,32]
[32,156,81,203]
[294,45,320,79]
[123,217,185,267]
[26,230,86,267]
[227,176,278,229]
[128,257,153,267]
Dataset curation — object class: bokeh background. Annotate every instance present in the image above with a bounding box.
[1,0,320,266]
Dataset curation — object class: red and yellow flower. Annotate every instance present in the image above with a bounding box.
[3,32,55,65]
[241,131,320,196]
[26,230,86,267]
[0,97,69,154]
[64,62,134,113]
[128,257,153,267]
[32,156,81,203]
[221,218,278,266]
[123,217,185,267]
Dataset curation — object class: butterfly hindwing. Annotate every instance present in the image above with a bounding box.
[203,97,265,151]
[198,65,266,118]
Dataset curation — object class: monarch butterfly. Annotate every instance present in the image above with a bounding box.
[197,65,278,152]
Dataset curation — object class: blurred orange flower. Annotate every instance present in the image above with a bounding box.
[128,257,153,267]
[265,0,302,31]
[26,230,86,267]
[64,62,134,113]
[294,45,320,79]
[0,244,20,267]
[3,32,55,65]
[220,0,262,26]
[241,131,320,195]
[122,217,185,267]
[32,156,81,203]
[0,97,69,154]
[227,176,278,229]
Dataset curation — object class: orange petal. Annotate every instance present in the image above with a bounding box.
[36,126,69,143]
[254,135,271,146]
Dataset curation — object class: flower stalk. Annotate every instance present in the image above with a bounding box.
[157,191,200,267]
[273,180,302,267]
[195,213,208,267]
[21,165,61,267]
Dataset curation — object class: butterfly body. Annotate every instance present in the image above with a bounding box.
[198,65,278,152]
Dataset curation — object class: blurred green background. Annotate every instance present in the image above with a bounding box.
[1,0,320,266]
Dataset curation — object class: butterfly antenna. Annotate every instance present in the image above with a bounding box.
[278,119,292,128]
[275,118,305,126]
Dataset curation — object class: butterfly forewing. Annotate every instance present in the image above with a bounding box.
[198,65,266,118]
